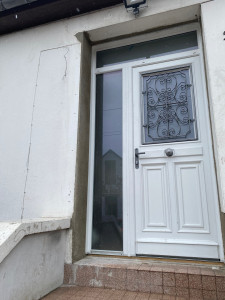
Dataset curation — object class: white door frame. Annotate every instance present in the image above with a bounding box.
[85,23,224,261]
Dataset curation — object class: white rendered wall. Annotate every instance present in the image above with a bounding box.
[22,46,78,219]
[0,35,80,221]
[201,0,225,213]
[0,230,67,300]
[0,0,213,222]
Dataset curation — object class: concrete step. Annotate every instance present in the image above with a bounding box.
[41,285,186,299]
[64,256,225,299]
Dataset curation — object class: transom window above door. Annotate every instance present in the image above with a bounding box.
[96,31,198,68]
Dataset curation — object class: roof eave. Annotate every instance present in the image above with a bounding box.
[0,0,122,35]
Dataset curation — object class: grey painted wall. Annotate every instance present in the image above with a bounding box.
[72,32,92,262]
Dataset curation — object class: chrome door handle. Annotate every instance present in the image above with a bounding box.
[165,148,174,157]
[135,148,146,169]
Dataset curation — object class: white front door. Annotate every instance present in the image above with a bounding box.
[133,56,221,259]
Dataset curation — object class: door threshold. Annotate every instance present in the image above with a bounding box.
[90,250,123,256]
[136,254,220,263]
[88,253,224,266]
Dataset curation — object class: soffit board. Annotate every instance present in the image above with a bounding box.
[0,0,122,35]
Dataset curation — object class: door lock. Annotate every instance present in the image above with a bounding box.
[135,148,145,169]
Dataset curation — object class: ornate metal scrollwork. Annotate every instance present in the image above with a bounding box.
[143,67,197,144]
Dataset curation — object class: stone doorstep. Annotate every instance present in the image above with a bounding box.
[64,256,225,299]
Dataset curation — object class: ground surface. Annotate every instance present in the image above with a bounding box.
[41,286,187,299]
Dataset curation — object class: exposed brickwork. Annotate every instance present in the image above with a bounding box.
[63,256,225,299]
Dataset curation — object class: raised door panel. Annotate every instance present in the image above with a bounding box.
[175,161,210,233]
[141,163,171,232]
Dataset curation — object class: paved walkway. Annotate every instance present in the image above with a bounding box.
[41,286,187,299]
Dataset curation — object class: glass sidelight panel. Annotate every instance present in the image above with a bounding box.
[92,71,123,251]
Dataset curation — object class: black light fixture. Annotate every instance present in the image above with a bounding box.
[123,0,147,17]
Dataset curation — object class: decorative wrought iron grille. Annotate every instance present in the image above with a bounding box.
[142,67,197,144]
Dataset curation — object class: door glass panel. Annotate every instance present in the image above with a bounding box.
[142,67,197,144]
[92,71,123,251]
[97,31,198,68]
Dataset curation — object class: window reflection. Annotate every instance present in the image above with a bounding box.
[97,31,198,68]
[92,71,123,251]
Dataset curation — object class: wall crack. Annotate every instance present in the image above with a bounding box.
[20,52,41,221]
[63,47,69,79]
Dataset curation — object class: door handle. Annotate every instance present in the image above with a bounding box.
[135,148,146,169]
[165,148,174,157]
